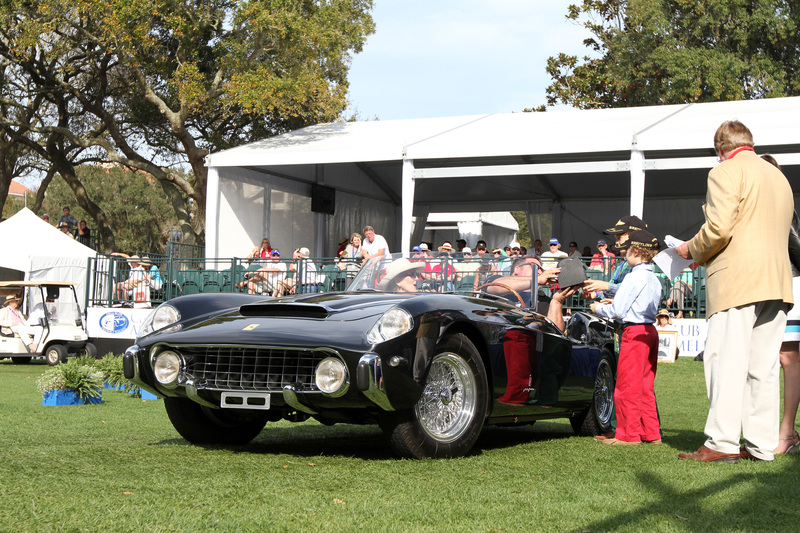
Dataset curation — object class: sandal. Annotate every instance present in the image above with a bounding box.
[774,431,800,454]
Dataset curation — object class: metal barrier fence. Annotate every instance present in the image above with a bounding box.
[86,254,706,318]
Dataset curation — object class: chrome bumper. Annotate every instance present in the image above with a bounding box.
[357,354,394,411]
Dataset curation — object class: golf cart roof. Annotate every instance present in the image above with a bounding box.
[0,281,75,288]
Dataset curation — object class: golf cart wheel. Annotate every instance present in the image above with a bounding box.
[83,342,98,358]
[45,344,68,366]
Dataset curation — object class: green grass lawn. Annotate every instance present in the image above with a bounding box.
[2,357,799,532]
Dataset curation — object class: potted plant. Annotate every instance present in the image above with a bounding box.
[36,356,104,406]
[93,353,130,391]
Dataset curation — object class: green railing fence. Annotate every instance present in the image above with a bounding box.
[86,253,706,318]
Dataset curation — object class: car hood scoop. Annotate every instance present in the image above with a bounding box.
[239,302,331,319]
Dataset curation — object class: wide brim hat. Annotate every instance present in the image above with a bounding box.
[139,256,152,267]
[656,309,672,324]
[603,215,647,235]
[127,255,141,264]
[378,258,425,290]
[4,294,21,302]
[438,243,454,252]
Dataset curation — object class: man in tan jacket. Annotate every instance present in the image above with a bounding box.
[677,121,794,463]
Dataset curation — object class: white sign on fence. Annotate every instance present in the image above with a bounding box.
[672,318,708,358]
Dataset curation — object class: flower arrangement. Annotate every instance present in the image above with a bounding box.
[36,356,105,402]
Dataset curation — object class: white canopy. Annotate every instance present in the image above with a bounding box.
[0,208,95,307]
[205,97,800,256]
[422,212,518,250]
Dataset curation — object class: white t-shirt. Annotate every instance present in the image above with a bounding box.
[261,262,287,288]
[364,234,390,258]
[540,250,568,270]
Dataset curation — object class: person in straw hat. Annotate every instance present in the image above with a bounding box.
[655,309,676,332]
[377,258,426,292]
[0,294,41,353]
[110,252,152,302]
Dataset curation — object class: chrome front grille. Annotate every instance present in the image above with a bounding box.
[178,345,329,392]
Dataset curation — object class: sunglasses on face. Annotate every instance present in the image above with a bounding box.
[511,247,520,251]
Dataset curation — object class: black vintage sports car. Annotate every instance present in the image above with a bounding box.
[124,254,616,458]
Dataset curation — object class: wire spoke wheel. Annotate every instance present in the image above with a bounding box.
[571,348,616,436]
[594,355,615,427]
[416,353,477,442]
[382,333,489,458]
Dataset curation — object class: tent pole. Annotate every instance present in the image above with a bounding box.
[205,166,221,260]
[401,159,415,254]
[630,143,645,218]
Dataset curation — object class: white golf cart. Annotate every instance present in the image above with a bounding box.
[0,281,96,365]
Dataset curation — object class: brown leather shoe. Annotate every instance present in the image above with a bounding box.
[678,445,739,463]
[739,447,770,462]
[594,431,615,441]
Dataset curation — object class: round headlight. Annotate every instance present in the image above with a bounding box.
[141,304,181,337]
[152,304,180,332]
[315,357,348,395]
[367,307,413,344]
[154,351,181,386]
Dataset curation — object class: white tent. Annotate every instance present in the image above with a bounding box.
[0,208,96,307]
[421,212,518,250]
[205,96,800,257]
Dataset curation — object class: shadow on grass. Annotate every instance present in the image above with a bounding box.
[475,421,575,452]
[149,419,582,460]
[150,424,395,459]
[577,457,800,531]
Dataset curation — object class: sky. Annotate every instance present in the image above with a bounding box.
[346,0,595,121]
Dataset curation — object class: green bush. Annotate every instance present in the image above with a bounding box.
[35,357,105,401]
[93,353,132,390]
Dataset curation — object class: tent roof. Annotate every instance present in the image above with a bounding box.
[0,208,96,272]
[207,97,800,168]
[204,96,800,254]
[206,96,800,214]
[0,281,75,288]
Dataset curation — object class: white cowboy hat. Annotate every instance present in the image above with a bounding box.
[378,258,425,291]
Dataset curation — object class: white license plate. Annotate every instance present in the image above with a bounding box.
[220,391,271,410]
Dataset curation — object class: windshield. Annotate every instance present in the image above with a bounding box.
[25,285,82,327]
[346,252,536,301]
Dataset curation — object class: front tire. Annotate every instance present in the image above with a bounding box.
[45,344,68,366]
[382,333,489,458]
[164,397,268,445]
[83,342,98,358]
[571,348,615,436]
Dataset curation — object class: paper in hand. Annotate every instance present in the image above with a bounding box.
[653,235,694,280]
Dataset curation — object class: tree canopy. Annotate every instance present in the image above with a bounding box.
[39,164,181,253]
[546,0,800,109]
[0,0,374,251]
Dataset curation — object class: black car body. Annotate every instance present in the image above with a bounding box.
[124,254,617,458]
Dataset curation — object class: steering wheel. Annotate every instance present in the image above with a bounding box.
[474,282,526,307]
